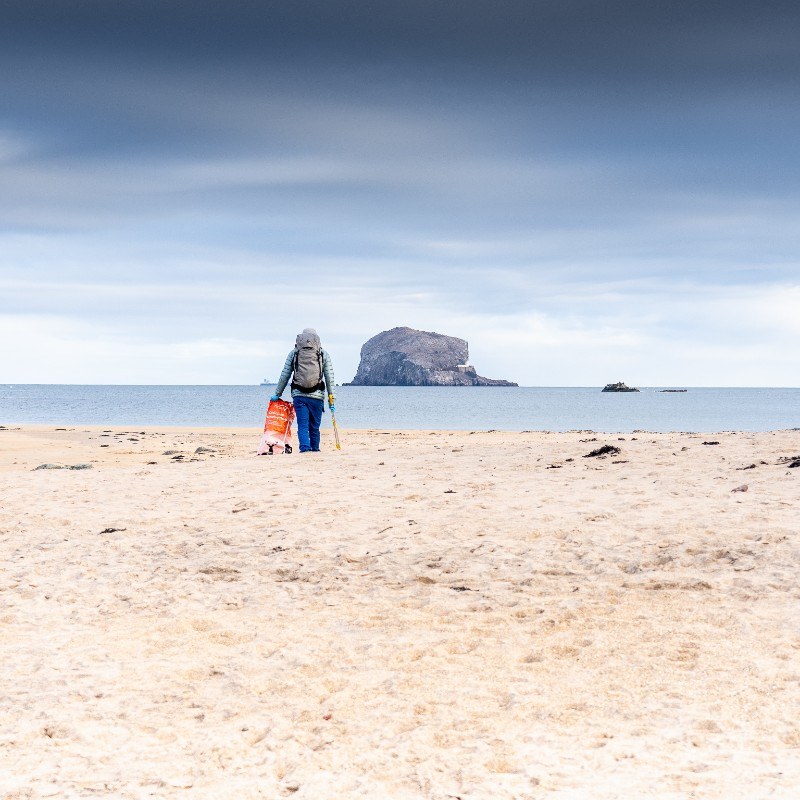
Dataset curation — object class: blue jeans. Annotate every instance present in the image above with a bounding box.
[293,395,324,452]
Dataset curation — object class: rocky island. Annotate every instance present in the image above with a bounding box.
[347,327,517,386]
[602,381,640,392]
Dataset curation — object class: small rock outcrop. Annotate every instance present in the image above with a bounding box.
[602,381,640,392]
[347,327,517,387]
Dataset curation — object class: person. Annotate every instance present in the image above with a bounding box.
[271,328,335,453]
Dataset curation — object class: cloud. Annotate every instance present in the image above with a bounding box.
[0,130,33,163]
[0,314,273,384]
[3,277,798,385]
[1,2,799,386]
[5,2,799,82]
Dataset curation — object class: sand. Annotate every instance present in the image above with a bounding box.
[1,424,799,799]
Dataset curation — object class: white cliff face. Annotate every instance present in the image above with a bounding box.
[347,327,517,386]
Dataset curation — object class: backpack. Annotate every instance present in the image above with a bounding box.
[291,332,325,392]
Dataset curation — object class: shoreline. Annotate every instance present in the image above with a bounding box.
[4,387,799,435]
[3,424,800,472]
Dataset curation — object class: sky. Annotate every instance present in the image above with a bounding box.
[1,0,799,386]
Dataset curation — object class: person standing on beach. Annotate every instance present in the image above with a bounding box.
[271,328,335,453]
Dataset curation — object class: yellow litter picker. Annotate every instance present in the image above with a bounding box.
[329,394,341,450]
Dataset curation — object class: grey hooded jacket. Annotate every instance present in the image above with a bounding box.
[275,348,335,403]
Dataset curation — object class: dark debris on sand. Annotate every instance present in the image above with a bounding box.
[583,445,621,458]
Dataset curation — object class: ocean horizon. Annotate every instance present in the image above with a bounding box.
[2,384,798,432]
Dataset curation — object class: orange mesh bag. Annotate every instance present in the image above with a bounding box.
[257,399,295,455]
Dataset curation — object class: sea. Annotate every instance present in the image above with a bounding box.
[1,385,798,432]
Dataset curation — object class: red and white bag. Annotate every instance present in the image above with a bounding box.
[257,399,295,455]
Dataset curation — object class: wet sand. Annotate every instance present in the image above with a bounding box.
[1,425,799,798]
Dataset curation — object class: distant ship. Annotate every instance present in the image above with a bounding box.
[259,378,273,386]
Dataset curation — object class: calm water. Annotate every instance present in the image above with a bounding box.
[1,385,798,432]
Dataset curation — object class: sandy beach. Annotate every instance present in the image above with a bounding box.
[1,424,799,799]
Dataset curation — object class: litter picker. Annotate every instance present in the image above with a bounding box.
[329,394,341,450]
